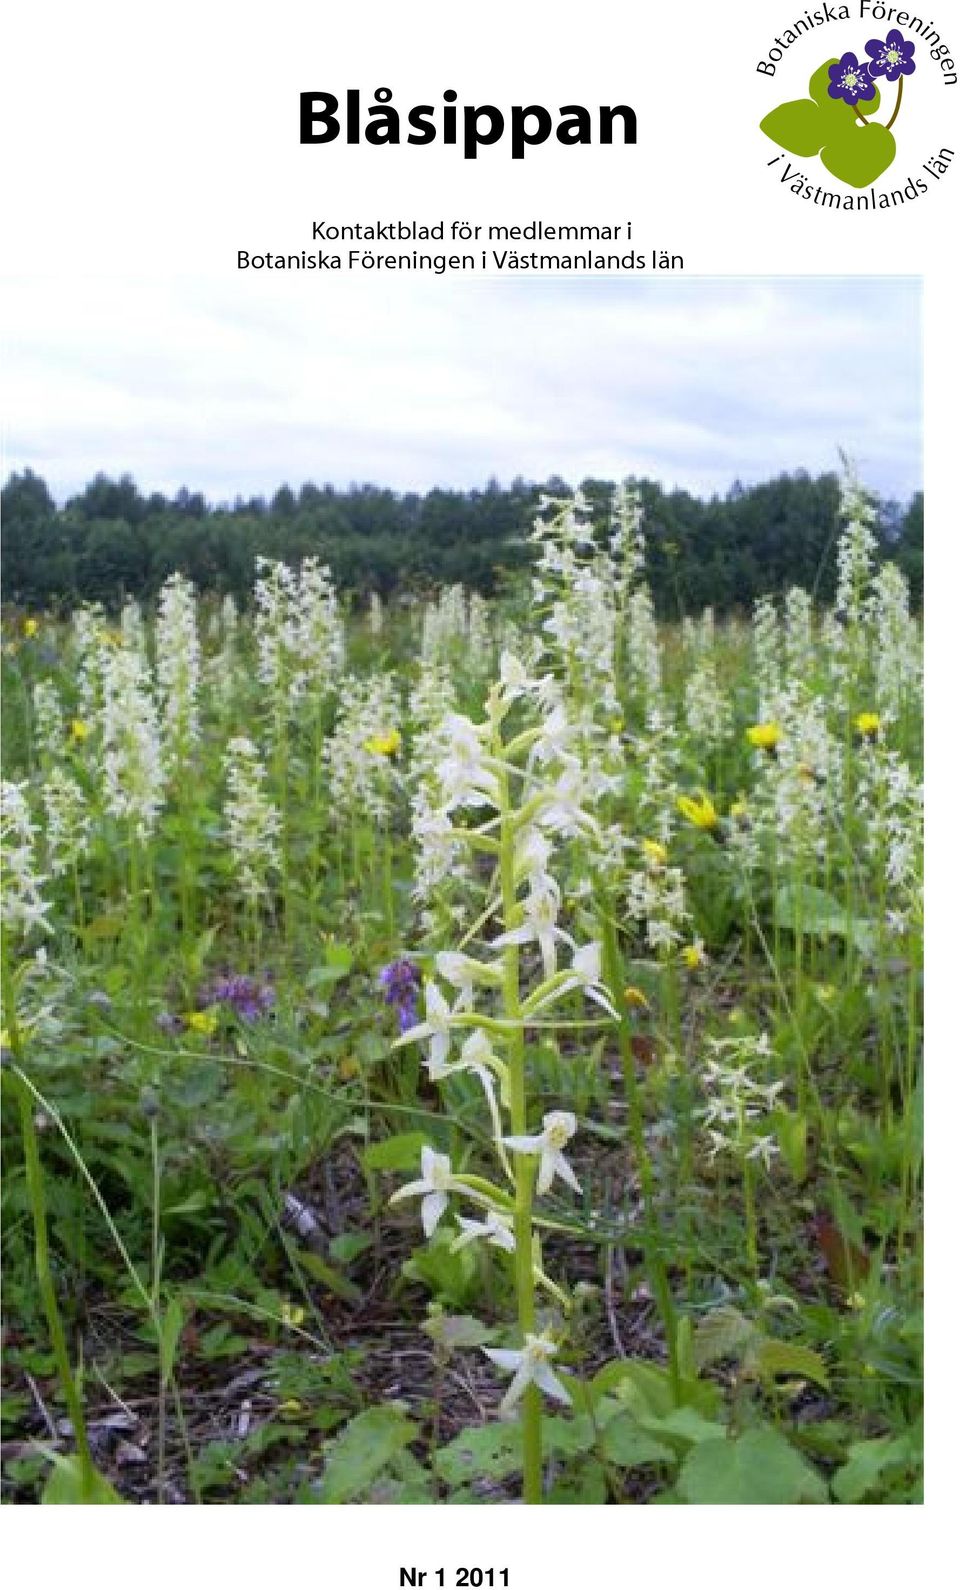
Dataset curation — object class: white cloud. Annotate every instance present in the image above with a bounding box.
[2,274,921,502]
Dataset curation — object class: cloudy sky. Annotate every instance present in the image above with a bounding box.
[2,274,921,505]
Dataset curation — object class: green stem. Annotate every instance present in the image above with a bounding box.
[497,749,541,1505]
[596,883,680,1393]
[2,952,95,1491]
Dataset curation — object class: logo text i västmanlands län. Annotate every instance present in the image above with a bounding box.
[756,4,955,208]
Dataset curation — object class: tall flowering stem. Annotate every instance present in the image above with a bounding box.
[491,709,542,1501]
[391,654,615,1504]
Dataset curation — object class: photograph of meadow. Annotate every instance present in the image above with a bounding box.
[0,278,922,1504]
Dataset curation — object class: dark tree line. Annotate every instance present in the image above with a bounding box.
[1,468,922,616]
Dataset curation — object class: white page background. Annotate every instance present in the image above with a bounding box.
[2,0,953,1578]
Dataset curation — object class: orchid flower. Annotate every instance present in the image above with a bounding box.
[503,1110,582,1196]
[388,1145,465,1237]
[484,1334,571,1415]
[492,878,574,980]
[394,980,454,1068]
[451,1210,516,1254]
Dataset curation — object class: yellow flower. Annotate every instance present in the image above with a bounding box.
[184,1010,217,1036]
[24,618,40,639]
[280,1302,306,1328]
[681,942,705,971]
[855,711,881,738]
[70,718,90,743]
[623,985,649,1010]
[746,721,781,751]
[676,791,719,832]
[364,728,401,757]
[642,838,668,867]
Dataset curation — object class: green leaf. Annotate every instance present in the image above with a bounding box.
[774,1108,809,1184]
[296,1249,362,1303]
[41,1454,125,1504]
[693,1306,756,1371]
[319,1406,417,1503]
[434,1421,525,1484]
[774,883,873,953]
[328,1231,374,1265]
[600,1413,674,1468]
[832,1433,918,1503]
[630,1405,727,1452]
[746,1339,830,1390]
[363,1132,428,1173]
[590,1360,675,1416]
[821,121,896,188]
[421,1313,495,1352]
[760,61,891,190]
[435,1415,595,1486]
[159,1296,184,1388]
[760,98,830,158]
[545,1455,608,1504]
[678,1428,829,1504]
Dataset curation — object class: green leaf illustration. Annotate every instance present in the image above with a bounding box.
[760,98,828,158]
[822,121,896,187]
[761,59,894,189]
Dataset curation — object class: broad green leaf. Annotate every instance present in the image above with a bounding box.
[760,99,830,158]
[693,1306,756,1371]
[774,883,873,953]
[774,1109,809,1184]
[821,122,896,188]
[421,1313,495,1352]
[746,1339,830,1390]
[832,1433,917,1503]
[630,1405,727,1451]
[435,1415,595,1486]
[434,1421,525,1484]
[41,1454,125,1505]
[319,1406,417,1503]
[678,1427,829,1504]
[591,1359,675,1417]
[760,61,891,189]
[363,1132,428,1173]
[600,1413,674,1468]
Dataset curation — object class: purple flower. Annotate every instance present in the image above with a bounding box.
[379,958,421,1033]
[865,29,916,81]
[827,53,878,107]
[197,973,276,1022]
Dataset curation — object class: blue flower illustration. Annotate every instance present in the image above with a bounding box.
[827,52,878,107]
[865,29,916,81]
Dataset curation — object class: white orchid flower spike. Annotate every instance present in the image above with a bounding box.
[484,1333,571,1415]
[389,1145,462,1237]
[503,1110,581,1195]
